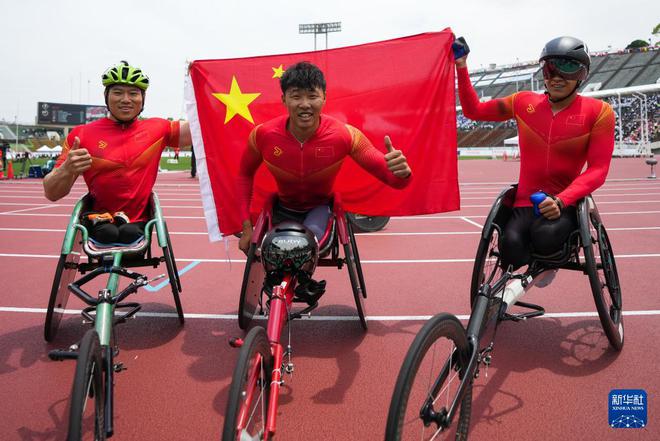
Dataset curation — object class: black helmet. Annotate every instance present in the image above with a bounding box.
[540,36,590,70]
[261,221,319,275]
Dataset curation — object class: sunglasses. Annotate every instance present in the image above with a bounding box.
[541,58,588,81]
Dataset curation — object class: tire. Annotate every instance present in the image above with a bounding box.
[45,243,82,342]
[238,243,265,330]
[470,225,504,310]
[470,226,504,349]
[165,224,182,293]
[346,213,390,232]
[163,244,185,324]
[347,220,367,299]
[222,327,273,441]
[67,329,106,441]
[386,314,472,441]
[580,203,624,350]
[344,241,367,331]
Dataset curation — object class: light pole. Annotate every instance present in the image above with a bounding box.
[299,22,342,51]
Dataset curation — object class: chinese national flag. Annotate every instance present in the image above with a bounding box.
[185,29,459,241]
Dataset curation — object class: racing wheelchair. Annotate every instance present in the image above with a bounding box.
[223,194,367,440]
[44,192,184,440]
[386,184,623,440]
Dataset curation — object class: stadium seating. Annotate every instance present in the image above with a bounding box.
[457,47,660,148]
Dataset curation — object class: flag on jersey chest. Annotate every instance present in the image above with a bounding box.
[185,29,459,241]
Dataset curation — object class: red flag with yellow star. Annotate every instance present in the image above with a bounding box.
[186,30,458,240]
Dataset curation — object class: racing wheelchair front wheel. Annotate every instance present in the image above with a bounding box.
[222,326,272,441]
[580,200,624,351]
[67,329,106,441]
[386,313,472,441]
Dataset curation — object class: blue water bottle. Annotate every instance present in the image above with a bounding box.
[530,191,547,217]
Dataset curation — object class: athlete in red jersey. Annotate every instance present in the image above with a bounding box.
[44,61,192,244]
[237,61,412,253]
[454,36,615,269]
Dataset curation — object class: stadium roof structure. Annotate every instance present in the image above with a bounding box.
[457,48,660,105]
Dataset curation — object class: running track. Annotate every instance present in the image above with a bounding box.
[0,158,658,440]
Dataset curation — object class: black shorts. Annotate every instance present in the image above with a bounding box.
[499,206,578,269]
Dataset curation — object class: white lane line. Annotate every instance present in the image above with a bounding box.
[0,213,206,219]
[2,253,660,262]
[2,226,660,236]
[390,210,660,220]
[0,195,203,202]
[0,307,658,321]
[460,200,660,208]
[0,204,59,215]
[460,216,484,229]
[459,192,660,200]
[0,228,65,233]
[459,187,660,195]
[0,202,203,209]
[2,211,660,221]
[457,178,660,186]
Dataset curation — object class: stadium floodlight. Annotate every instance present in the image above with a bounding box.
[298,22,342,51]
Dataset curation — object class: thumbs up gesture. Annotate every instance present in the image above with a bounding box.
[384,136,411,179]
[63,137,92,175]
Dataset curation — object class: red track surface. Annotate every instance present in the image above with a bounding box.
[0,158,658,440]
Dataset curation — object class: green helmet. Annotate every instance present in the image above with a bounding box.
[101,61,149,90]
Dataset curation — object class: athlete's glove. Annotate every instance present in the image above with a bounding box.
[113,211,130,226]
[452,36,470,60]
[85,212,114,226]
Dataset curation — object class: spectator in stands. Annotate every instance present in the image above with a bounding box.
[454,36,616,276]
[43,61,192,244]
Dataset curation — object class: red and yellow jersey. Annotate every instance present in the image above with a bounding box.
[56,118,180,221]
[236,114,409,219]
[457,66,615,207]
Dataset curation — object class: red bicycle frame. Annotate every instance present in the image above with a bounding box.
[264,274,296,437]
[233,273,296,440]
[232,193,353,440]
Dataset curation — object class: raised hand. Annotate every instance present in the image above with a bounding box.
[63,137,92,175]
[452,36,470,68]
[384,135,411,179]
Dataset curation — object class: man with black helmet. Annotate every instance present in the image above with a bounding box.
[43,61,192,244]
[453,36,615,272]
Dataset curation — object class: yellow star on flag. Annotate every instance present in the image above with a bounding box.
[212,76,261,124]
[272,64,284,79]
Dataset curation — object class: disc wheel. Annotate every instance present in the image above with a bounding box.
[347,213,390,232]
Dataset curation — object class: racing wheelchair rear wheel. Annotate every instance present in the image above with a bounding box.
[580,199,623,350]
[45,231,82,342]
[344,218,367,330]
[238,243,266,330]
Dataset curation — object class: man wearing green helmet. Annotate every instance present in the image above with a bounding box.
[44,61,192,244]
